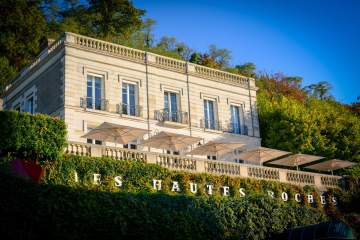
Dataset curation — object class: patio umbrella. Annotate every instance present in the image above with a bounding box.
[139,131,202,152]
[81,122,148,146]
[188,141,244,159]
[268,153,324,170]
[306,159,356,175]
[236,147,290,165]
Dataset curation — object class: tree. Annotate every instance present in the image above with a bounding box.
[0,57,16,97]
[208,44,231,69]
[303,81,332,100]
[0,0,47,70]
[234,62,256,78]
[88,0,145,41]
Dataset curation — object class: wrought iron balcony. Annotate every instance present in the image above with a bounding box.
[200,119,223,131]
[154,109,189,124]
[116,103,142,117]
[80,97,108,111]
[226,122,248,135]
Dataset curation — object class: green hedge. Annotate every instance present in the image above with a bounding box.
[43,155,342,211]
[0,171,327,240]
[0,111,67,162]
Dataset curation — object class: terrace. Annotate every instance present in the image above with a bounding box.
[66,141,342,191]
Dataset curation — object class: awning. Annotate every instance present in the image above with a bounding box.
[81,122,148,145]
[139,131,202,152]
[237,147,290,165]
[268,153,324,170]
[188,141,244,156]
[306,159,356,172]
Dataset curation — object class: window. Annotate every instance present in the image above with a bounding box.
[164,91,179,122]
[230,105,244,134]
[207,155,217,160]
[122,82,137,116]
[123,143,137,149]
[87,75,103,110]
[25,96,34,114]
[235,159,244,164]
[204,99,216,129]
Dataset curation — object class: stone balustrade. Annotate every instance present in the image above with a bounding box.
[156,154,197,171]
[287,172,315,185]
[248,166,280,180]
[61,32,253,88]
[66,141,342,190]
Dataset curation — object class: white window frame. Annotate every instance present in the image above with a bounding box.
[122,80,139,116]
[86,74,105,110]
[203,97,218,130]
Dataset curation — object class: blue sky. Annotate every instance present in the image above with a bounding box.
[133,0,360,103]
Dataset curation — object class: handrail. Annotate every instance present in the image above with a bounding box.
[65,141,342,189]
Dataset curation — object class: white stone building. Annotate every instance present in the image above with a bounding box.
[3,32,260,162]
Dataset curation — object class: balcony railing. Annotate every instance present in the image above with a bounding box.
[154,109,189,124]
[65,141,343,190]
[225,122,248,135]
[200,119,223,131]
[116,103,142,117]
[80,97,109,111]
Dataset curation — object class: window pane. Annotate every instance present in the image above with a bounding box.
[170,93,177,121]
[204,100,209,128]
[208,100,215,129]
[231,105,241,134]
[129,84,136,115]
[87,76,93,108]
[94,78,102,110]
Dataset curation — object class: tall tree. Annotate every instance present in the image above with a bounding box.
[234,62,256,78]
[88,0,145,41]
[0,0,47,70]
[208,44,231,69]
[303,81,332,100]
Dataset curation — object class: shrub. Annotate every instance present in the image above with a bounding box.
[0,172,327,240]
[0,111,67,163]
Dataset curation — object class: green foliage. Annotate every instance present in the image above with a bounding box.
[0,57,16,96]
[0,111,67,163]
[257,92,360,174]
[0,0,47,93]
[0,157,330,240]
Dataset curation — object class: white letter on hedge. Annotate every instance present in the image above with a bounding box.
[222,186,230,196]
[171,181,180,192]
[320,195,326,205]
[114,176,122,187]
[206,184,213,195]
[190,182,197,194]
[153,179,162,190]
[308,194,314,204]
[268,191,274,198]
[74,171,78,183]
[239,188,246,197]
[93,174,101,185]
[281,192,288,202]
[295,193,301,202]
[332,196,337,205]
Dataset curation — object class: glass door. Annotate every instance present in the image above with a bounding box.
[122,83,136,116]
[204,99,215,129]
[164,91,178,122]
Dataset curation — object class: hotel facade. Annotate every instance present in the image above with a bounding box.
[2,32,341,190]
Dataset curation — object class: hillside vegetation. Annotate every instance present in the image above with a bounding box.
[0,0,359,175]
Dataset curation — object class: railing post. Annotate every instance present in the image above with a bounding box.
[239,165,248,177]
[314,175,322,187]
[196,159,205,173]
[90,145,102,157]
[147,153,157,164]
[279,170,287,183]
